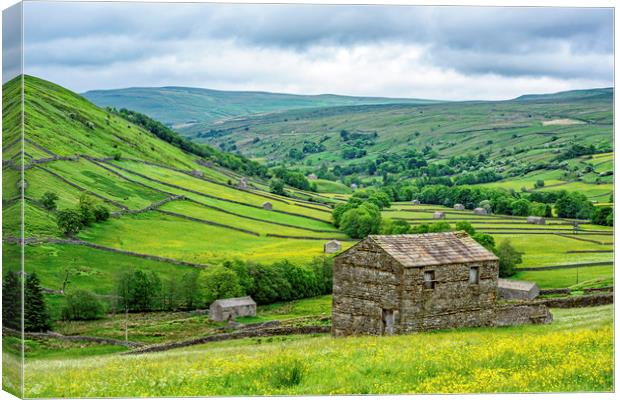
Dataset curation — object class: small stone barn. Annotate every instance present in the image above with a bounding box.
[262,201,272,210]
[332,232,551,336]
[454,203,465,211]
[433,211,445,219]
[324,240,342,254]
[209,296,257,322]
[307,173,318,180]
[498,279,540,300]
[411,199,421,205]
[473,207,488,215]
[527,216,546,225]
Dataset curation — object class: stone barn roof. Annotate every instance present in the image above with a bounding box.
[363,231,499,268]
[211,296,256,309]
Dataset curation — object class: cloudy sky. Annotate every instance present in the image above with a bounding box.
[10,2,615,100]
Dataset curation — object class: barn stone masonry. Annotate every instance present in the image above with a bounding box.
[332,232,552,336]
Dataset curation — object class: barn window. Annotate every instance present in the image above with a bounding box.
[423,270,435,289]
[469,267,479,284]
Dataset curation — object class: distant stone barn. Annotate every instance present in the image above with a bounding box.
[262,201,272,210]
[332,232,551,336]
[454,203,465,211]
[209,296,257,322]
[433,211,445,219]
[526,216,546,225]
[498,279,540,300]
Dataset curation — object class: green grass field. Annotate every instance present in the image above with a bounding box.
[19,305,613,397]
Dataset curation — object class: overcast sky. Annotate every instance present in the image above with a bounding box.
[11,2,615,100]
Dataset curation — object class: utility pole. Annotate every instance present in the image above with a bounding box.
[125,304,129,343]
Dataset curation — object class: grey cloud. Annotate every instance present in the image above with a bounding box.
[19,2,614,95]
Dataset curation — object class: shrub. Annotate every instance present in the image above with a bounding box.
[61,290,104,320]
[40,191,59,211]
[2,271,22,330]
[93,205,110,222]
[496,240,522,277]
[381,219,413,234]
[199,266,244,306]
[56,209,83,235]
[269,178,286,196]
[592,206,613,226]
[455,221,475,235]
[340,202,381,238]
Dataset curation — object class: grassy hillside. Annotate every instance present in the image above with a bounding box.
[3,75,351,315]
[83,86,440,127]
[183,90,612,200]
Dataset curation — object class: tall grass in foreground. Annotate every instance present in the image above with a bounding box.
[24,306,613,397]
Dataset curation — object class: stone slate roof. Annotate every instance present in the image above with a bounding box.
[368,231,499,267]
[498,279,538,291]
[211,296,256,308]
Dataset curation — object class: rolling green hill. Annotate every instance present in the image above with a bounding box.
[3,75,351,317]
[82,86,440,127]
[182,89,612,200]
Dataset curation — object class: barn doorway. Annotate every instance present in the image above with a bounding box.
[382,309,394,335]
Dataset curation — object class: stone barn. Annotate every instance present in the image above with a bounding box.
[209,296,257,322]
[454,203,465,211]
[350,183,358,190]
[433,211,445,220]
[498,279,540,300]
[332,232,551,336]
[262,201,272,210]
[473,207,488,215]
[307,173,318,180]
[527,216,546,225]
[236,178,249,190]
[411,199,421,205]
[324,240,342,254]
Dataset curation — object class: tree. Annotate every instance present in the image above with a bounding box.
[199,266,244,306]
[93,205,110,222]
[269,178,286,196]
[496,240,522,277]
[2,271,21,330]
[472,233,495,251]
[116,270,162,312]
[40,191,59,211]
[78,194,97,225]
[61,290,104,320]
[340,202,382,239]
[381,219,413,235]
[455,221,475,235]
[57,209,83,236]
[24,272,51,332]
[510,199,531,216]
[592,206,613,226]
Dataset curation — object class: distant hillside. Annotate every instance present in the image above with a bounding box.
[514,87,613,102]
[82,86,440,127]
[184,87,613,200]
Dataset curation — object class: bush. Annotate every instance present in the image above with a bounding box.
[93,205,110,222]
[592,206,613,226]
[340,202,381,239]
[40,191,59,210]
[496,240,522,277]
[381,219,413,234]
[455,221,475,235]
[56,209,83,235]
[269,178,286,196]
[199,266,245,306]
[61,290,104,320]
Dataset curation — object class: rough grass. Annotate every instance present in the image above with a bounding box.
[22,305,613,397]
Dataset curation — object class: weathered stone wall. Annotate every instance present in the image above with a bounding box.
[332,238,403,336]
[399,260,498,332]
[495,304,553,326]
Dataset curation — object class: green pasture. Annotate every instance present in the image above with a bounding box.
[45,160,168,210]
[21,305,613,397]
[514,265,613,289]
[99,162,336,230]
[160,200,341,237]
[78,211,351,264]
